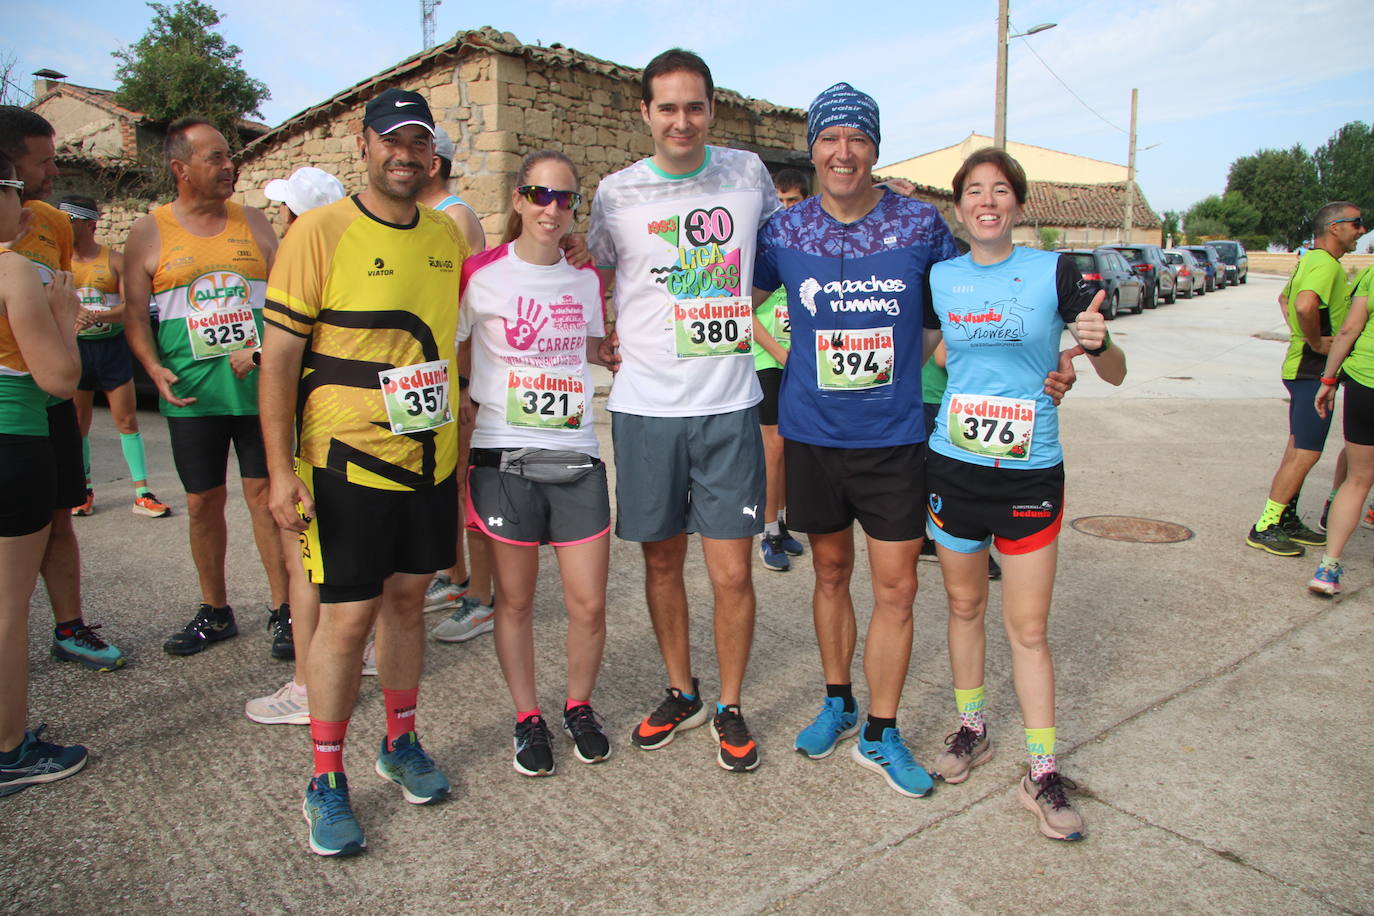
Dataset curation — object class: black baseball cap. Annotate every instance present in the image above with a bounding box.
[363,88,436,136]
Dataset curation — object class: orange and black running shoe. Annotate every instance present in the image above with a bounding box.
[631,677,706,750]
[712,704,759,772]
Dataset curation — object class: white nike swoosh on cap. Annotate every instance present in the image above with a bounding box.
[395,100,418,107]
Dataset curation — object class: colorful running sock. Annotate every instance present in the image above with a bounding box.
[310,718,348,776]
[826,683,856,713]
[1320,553,1340,568]
[119,433,149,493]
[678,687,697,702]
[383,687,419,745]
[864,715,897,741]
[764,519,781,536]
[54,617,86,640]
[1025,726,1057,778]
[955,685,986,734]
[517,707,541,722]
[564,699,587,713]
[81,436,90,477]
[1256,499,1285,531]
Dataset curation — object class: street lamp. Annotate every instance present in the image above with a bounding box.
[994,1,1057,150]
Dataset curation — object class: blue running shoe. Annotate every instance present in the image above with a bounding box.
[0,725,87,798]
[303,772,365,856]
[794,696,859,759]
[759,534,790,572]
[1308,560,1343,597]
[51,622,126,671]
[376,731,450,805]
[777,520,805,557]
[851,726,934,797]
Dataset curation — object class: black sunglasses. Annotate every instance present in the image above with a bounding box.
[517,185,581,211]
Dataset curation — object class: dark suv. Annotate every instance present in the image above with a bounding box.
[1105,243,1176,308]
[1207,239,1248,285]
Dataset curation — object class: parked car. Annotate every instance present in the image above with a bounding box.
[1163,248,1206,298]
[1062,248,1144,319]
[1182,245,1225,292]
[1207,239,1248,285]
[1104,243,1176,308]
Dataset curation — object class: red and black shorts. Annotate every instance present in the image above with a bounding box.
[925,450,1064,555]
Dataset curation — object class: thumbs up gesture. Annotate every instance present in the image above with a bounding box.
[1073,291,1107,352]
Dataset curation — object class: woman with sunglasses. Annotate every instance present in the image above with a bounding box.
[924,148,1125,841]
[0,151,89,796]
[458,150,613,776]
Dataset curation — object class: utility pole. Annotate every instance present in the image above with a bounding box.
[422,0,441,49]
[994,0,1009,149]
[1123,88,1138,244]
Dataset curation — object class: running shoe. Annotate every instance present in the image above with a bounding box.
[245,680,310,725]
[51,622,126,671]
[777,520,805,557]
[563,704,611,764]
[1017,769,1085,841]
[1280,503,1325,546]
[759,534,790,572]
[375,731,450,804]
[430,595,495,642]
[794,695,859,759]
[361,637,377,676]
[1308,559,1343,597]
[132,492,171,518]
[268,604,294,661]
[1317,499,1331,533]
[988,554,1002,581]
[0,725,88,798]
[712,704,760,772]
[303,772,365,856]
[1363,503,1374,531]
[71,489,94,517]
[918,538,938,562]
[930,725,993,784]
[162,604,237,655]
[631,678,707,750]
[423,572,468,612]
[1245,524,1304,557]
[513,715,556,776]
[851,726,933,797]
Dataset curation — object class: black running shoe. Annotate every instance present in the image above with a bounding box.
[268,604,294,660]
[513,715,555,776]
[1245,524,1304,557]
[711,704,759,772]
[163,604,238,655]
[563,704,611,763]
[1280,503,1326,546]
[631,677,707,750]
[988,554,1003,581]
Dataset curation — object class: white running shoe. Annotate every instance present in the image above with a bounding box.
[245,680,309,725]
[431,596,496,642]
[423,573,467,612]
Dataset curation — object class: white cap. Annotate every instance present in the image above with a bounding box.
[263,167,346,217]
[434,126,455,162]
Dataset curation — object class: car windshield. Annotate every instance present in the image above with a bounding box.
[1163,252,1183,264]
[1067,252,1097,274]
[1115,248,1147,264]
[1210,242,1239,261]
[1186,248,1212,261]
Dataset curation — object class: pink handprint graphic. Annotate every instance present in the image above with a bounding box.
[504,296,549,350]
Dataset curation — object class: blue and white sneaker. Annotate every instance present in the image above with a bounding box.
[851,726,934,797]
[1308,560,1343,597]
[51,622,126,671]
[376,731,450,805]
[794,696,859,759]
[303,772,365,856]
[759,534,790,572]
[0,725,87,798]
[777,521,805,557]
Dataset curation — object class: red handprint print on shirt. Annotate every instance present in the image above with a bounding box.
[504,296,549,350]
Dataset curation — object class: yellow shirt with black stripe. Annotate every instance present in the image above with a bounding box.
[265,196,466,492]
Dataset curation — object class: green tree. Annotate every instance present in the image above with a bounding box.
[1314,121,1374,216]
[1038,226,1060,250]
[1225,145,1321,250]
[112,0,268,145]
[1185,192,1260,238]
[1160,209,1181,246]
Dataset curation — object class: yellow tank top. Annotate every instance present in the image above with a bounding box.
[73,244,122,339]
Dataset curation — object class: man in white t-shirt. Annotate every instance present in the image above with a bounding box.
[587,48,780,773]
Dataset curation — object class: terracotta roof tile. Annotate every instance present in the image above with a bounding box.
[1020,181,1160,230]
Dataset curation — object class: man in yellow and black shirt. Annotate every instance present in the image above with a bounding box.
[260,88,466,857]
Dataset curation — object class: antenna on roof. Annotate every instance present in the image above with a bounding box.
[422,0,441,49]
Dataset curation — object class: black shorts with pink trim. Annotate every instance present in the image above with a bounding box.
[466,448,610,547]
[925,450,1064,555]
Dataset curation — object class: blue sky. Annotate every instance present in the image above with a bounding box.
[6,0,1373,216]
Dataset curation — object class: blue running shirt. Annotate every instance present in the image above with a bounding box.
[929,247,1095,469]
[753,191,956,448]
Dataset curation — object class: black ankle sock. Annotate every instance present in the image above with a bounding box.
[54,618,84,640]
[826,683,856,713]
[864,716,896,741]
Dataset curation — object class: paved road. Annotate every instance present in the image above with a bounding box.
[3,274,1370,915]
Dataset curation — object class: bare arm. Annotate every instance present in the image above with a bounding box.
[94,247,129,325]
[121,215,195,406]
[1316,296,1370,418]
[1,259,80,398]
[259,323,312,530]
[446,204,486,255]
[244,205,279,273]
[1067,291,1127,386]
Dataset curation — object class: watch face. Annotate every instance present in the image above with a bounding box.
[252,348,262,366]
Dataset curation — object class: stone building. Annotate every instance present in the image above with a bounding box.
[236,27,810,238]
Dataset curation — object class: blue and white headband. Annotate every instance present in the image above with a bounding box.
[59,202,99,221]
[807,82,881,156]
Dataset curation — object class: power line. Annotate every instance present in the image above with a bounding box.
[1010,19,1127,135]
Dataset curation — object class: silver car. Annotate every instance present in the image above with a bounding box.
[1163,248,1206,298]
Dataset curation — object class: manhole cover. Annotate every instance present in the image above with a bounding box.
[1070,516,1194,543]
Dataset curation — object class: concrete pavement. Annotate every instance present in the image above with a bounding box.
[2,275,1371,914]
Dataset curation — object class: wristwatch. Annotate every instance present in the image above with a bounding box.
[251,348,262,367]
